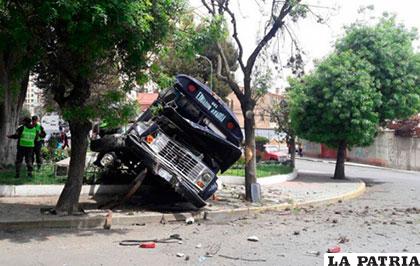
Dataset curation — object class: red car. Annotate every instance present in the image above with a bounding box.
[262,145,288,162]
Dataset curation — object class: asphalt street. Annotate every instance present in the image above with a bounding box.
[0,159,419,266]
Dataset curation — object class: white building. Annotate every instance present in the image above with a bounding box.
[23,78,43,115]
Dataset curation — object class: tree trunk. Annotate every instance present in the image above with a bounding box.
[55,119,91,214]
[243,101,257,201]
[289,136,296,168]
[0,65,29,168]
[333,141,347,179]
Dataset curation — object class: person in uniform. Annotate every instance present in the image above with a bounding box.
[32,116,46,170]
[7,117,39,178]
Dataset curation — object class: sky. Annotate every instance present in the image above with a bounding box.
[190,0,420,90]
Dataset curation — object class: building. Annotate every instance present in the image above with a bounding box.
[226,91,284,140]
[136,92,159,112]
[24,79,43,115]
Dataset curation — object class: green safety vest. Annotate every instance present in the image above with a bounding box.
[35,123,44,141]
[100,121,108,128]
[19,126,37,148]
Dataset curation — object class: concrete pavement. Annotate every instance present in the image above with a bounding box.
[0,173,365,229]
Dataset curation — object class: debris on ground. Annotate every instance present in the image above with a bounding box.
[160,215,167,224]
[327,246,341,253]
[219,254,267,262]
[176,253,185,258]
[186,217,195,225]
[139,243,156,248]
[293,231,300,235]
[338,236,350,244]
[247,236,259,242]
[185,255,190,261]
[305,251,321,257]
[103,210,112,230]
[205,244,221,257]
[119,234,182,246]
[132,222,146,226]
[196,243,202,249]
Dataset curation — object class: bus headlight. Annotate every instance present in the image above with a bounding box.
[196,172,213,188]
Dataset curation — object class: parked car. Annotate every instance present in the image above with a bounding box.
[262,145,288,162]
[90,75,243,208]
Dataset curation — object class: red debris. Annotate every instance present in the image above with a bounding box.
[327,246,341,253]
[139,243,156,248]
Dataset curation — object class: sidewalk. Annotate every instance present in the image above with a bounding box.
[0,173,365,229]
[297,156,420,174]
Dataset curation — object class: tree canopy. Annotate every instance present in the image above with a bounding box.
[289,51,380,149]
[336,17,420,122]
[289,17,420,179]
[156,40,238,99]
[146,13,235,98]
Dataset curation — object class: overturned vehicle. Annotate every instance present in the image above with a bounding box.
[91,75,243,208]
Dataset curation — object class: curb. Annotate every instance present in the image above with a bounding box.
[220,169,298,186]
[0,184,130,197]
[297,157,420,174]
[205,179,366,221]
[0,180,366,230]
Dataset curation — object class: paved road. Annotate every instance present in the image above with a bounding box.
[1,160,419,265]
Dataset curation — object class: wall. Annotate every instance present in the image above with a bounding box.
[302,130,420,171]
[226,92,283,129]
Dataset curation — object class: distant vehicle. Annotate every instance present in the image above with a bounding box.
[262,145,288,162]
[41,113,65,134]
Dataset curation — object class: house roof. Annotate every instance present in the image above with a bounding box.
[137,93,159,111]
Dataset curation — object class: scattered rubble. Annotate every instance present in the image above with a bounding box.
[247,236,259,242]
[338,236,350,244]
[186,217,195,225]
[103,210,112,230]
[139,243,156,248]
[327,246,341,253]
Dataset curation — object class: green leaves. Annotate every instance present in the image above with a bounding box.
[35,0,185,122]
[290,17,420,150]
[336,17,420,121]
[289,51,380,148]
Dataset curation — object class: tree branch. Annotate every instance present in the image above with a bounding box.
[201,0,215,15]
[216,50,243,100]
[245,0,294,76]
[220,1,246,73]
[283,24,300,52]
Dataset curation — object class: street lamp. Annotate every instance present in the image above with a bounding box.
[196,54,213,90]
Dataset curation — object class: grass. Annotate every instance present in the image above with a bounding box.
[0,162,294,185]
[0,164,67,185]
[221,163,293,178]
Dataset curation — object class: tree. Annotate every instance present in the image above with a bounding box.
[35,0,183,214]
[336,17,420,123]
[158,40,238,99]
[290,17,420,179]
[147,13,236,99]
[289,51,380,179]
[201,0,309,201]
[0,1,46,167]
[269,96,296,167]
